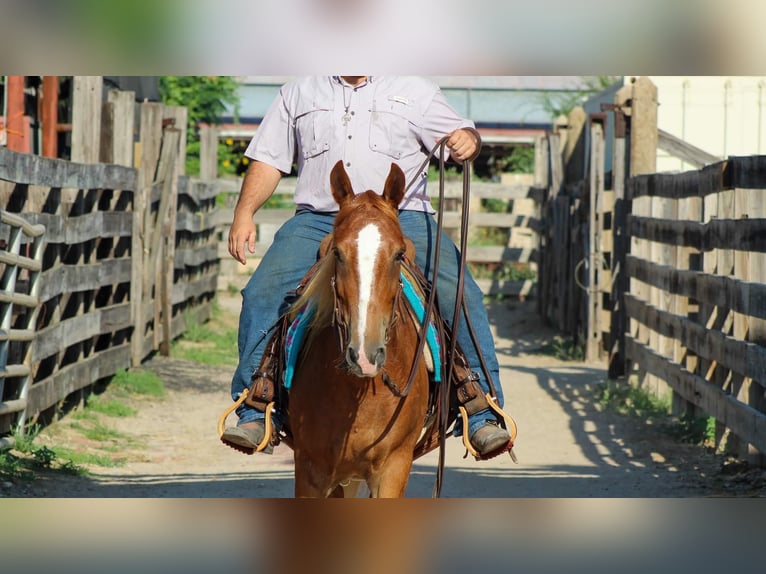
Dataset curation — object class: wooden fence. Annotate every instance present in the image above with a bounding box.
[0,86,219,446]
[215,176,541,298]
[624,157,766,458]
[535,76,766,460]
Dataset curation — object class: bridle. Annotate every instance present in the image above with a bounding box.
[328,264,403,375]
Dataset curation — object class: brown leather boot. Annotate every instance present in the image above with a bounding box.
[469,421,511,456]
[221,420,273,455]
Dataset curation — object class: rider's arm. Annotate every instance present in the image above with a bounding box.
[228,160,282,265]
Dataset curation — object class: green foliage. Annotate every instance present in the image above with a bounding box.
[111,369,166,398]
[70,421,127,443]
[0,452,35,481]
[159,76,239,137]
[595,382,670,419]
[539,336,585,361]
[49,447,123,469]
[0,427,87,483]
[159,76,241,176]
[85,396,136,418]
[493,146,535,175]
[12,424,40,454]
[541,76,622,119]
[171,310,239,367]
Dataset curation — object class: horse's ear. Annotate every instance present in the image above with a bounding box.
[382,163,405,209]
[404,237,416,261]
[330,161,354,207]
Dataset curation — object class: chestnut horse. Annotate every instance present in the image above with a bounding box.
[286,161,430,498]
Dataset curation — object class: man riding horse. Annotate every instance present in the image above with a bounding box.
[222,76,513,461]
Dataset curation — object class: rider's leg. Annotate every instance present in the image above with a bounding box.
[231,211,336,425]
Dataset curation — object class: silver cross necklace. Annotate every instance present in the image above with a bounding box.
[341,84,352,126]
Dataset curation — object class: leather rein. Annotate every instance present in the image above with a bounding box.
[403,133,498,498]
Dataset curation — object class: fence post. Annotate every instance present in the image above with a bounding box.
[105,89,136,167]
[149,129,180,355]
[587,114,606,362]
[199,125,218,181]
[746,184,766,464]
[41,76,59,158]
[131,102,164,366]
[628,76,658,392]
[564,107,588,183]
[629,76,658,176]
[607,98,628,379]
[71,76,103,164]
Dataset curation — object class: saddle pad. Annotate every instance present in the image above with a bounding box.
[399,272,441,382]
[282,272,442,389]
[283,304,314,390]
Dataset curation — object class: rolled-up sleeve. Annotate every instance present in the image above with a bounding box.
[418,88,475,155]
[244,88,295,174]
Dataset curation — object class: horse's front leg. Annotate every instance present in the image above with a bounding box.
[294,453,335,498]
[366,451,414,498]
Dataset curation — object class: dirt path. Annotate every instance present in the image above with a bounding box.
[8,293,759,498]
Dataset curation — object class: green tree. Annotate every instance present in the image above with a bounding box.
[541,76,621,119]
[159,76,240,175]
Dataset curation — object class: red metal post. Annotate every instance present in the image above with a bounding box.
[41,76,59,158]
[6,76,26,152]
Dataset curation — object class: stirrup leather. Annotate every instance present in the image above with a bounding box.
[459,393,518,462]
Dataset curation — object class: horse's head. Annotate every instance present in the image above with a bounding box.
[326,160,414,378]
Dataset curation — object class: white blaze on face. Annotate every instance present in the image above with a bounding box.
[355,223,382,365]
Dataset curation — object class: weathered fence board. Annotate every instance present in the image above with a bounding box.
[0,91,219,442]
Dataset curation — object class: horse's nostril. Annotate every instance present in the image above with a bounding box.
[374,347,386,366]
[347,346,358,363]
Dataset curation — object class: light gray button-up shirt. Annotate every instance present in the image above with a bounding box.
[244,76,475,213]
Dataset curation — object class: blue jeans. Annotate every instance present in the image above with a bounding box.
[231,210,503,438]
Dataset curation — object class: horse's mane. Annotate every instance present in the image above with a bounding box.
[287,248,336,350]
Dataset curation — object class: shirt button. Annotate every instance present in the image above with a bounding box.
[346,162,351,167]
[351,111,355,115]
[348,135,352,139]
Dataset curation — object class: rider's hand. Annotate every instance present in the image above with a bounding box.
[228,213,257,265]
[446,128,480,162]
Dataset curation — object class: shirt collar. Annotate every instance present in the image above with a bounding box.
[333,76,373,89]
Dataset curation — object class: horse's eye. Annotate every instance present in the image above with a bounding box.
[395,249,405,262]
[333,247,343,262]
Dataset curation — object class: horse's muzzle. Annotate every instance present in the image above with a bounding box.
[346,345,386,377]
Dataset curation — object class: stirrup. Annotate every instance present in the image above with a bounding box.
[459,393,518,462]
[217,392,276,454]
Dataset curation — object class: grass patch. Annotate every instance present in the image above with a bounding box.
[539,336,585,361]
[0,427,87,483]
[0,451,35,481]
[86,396,136,417]
[596,381,670,419]
[48,447,125,468]
[111,369,166,398]
[468,261,537,282]
[595,381,717,447]
[666,413,717,447]
[70,421,128,443]
[171,306,238,367]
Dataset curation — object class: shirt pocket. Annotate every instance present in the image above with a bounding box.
[294,101,334,159]
[369,98,422,160]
